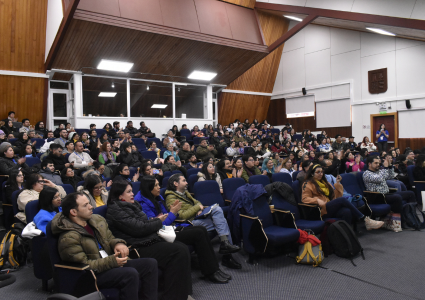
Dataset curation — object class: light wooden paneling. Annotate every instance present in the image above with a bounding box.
[220,0,256,9]
[218,11,289,125]
[0,75,46,124]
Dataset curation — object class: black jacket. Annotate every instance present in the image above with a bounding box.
[118,151,141,167]
[105,200,163,247]
[47,153,68,171]
[0,157,29,175]
[413,166,425,181]
[178,150,193,163]
[61,175,83,191]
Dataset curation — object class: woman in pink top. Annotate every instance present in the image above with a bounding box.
[345,153,364,173]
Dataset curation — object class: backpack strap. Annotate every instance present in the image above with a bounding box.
[333,222,356,266]
[6,234,18,268]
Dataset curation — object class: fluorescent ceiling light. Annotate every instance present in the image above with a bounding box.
[284,15,303,22]
[97,59,134,72]
[151,104,167,109]
[188,71,217,81]
[366,28,395,36]
[98,92,117,97]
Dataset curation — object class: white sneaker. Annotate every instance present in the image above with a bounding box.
[365,216,385,230]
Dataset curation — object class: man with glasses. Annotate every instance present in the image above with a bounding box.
[241,155,262,183]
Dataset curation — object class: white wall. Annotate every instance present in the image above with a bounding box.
[256,0,424,20]
[45,0,64,62]
[272,21,425,139]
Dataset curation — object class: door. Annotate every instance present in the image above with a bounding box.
[370,112,398,148]
[49,89,69,130]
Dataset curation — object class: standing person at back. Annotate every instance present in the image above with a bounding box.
[376,124,389,152]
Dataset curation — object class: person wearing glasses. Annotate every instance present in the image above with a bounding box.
[302,164,384,230]
[33,187,62,234]
[241,154,263,183]
[16,173,66,223]
[77,174,109,208]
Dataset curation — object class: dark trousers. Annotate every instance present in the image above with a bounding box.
[136,241,192,300]
[175,226,219,276]
[96,258,158,300]
[377,141,387,152]
[323,197,364,224]
[385,190,416,213]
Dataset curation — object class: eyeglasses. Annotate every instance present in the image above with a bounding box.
[37,180,45,184]
[93,186,103,190]
[315,171,323,174]
[247,159,254,162]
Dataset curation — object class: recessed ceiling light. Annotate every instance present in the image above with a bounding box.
[98,92,117,97]
[284,15,303,22]
[151,104,167,109]
[188,71,217,81]
[97,59,134,73]
[366,28,395,36]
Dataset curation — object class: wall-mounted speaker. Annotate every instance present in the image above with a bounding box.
[406,100,411,109]
[302,88,306,95]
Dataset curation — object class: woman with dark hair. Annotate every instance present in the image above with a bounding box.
[271,140,283,153]
[105,180,194,299]
[3,169,24,226]
[111,163,139,183]
[217,158,241,180]
[376,123,389,152]
[296,160,313,183]
[359,148,368,160]
[302,164,383,229]
[78,174,108,208]
[118,142,141,167]
[14,132,33,153]
[5,120,18,135]
[140,161,163,184]
[99,132,109,145]
[20,144,36,158]
[413,154,425,181]
[60,167,83,191]
[161,156,187,176]
[232,157,243,175]
[288,152,296,166]
[197,162,223,193]
[171,125,180,137]
[303,141,314,152]
[345,153,364,173]
[98,142,117,165]
[241,154,263,182]
[134,175,230,283]
[79,131,91,151]
[308,150,315,161]
[147,141,163,164]
[293,141,305,155]
[33,186,62,234]
[70,132,80,144]
[103,123,114,137]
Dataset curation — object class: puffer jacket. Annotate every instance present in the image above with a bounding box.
[165,190,202,221]
[105,200,163,247]
[51,213,126,273]
[196,145,217,161]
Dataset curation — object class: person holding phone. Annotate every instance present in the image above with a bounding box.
[376,123,389,152]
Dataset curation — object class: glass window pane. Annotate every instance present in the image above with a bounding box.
[82,77,127,117]
[53,93,67,117]
[53,120,67,130]
[130,81,172,118]
[175,85,206,119]
[50,81,68,89]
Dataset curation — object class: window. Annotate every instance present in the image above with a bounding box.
[175,85,206,119]
[50,81,68,89]
[130,81,172,118]
[82,77,126,117]
[53,93,67,117]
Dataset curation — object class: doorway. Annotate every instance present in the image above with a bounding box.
[370,112,398,149]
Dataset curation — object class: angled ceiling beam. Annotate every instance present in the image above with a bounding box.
[268,14,318,52]
[255,2,425,31]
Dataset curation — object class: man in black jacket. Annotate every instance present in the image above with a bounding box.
[47,144,72,171]
[178,142,194,164]
[124,121,141,138]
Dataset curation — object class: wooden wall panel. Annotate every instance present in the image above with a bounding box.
[0,76,46,124]
[220,0,256,9]
[218,11,289,125]
[267,98,352,138]
[0,0,48,124]
[398,138,425,152]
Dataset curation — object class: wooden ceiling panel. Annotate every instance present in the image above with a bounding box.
[51,19,268,85]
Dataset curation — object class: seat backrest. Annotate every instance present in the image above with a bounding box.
[407,165,416,187]
[271,128,280,135]
[141,151,157,161]
[186,168,199,177]
[291,180,302,203]
[12,190,21,216]
[271,191,301,220]
[74,129,88,135]
[93,205,107,218]
[252,195,273,228]
[160,149,166,158]
[77,180,85,187]
[193,180,224,207]
[222,178,246,201]
[147,138,162,148]
[172,170,182,174]
[95,129,106,136]
[355,171,367,193]
[340,173,363,196]
[162,176,170,188]
[31,138,45,150]
[188,174,198,193]
[160,187,166,199]
[292,171,300,182]
[272,172,292,185]
[46,221,61,266]
[132,181,140,195]
[26,157,41,167]
[25,200,40,224]
[132,138,147,151]
[249,175,270,188]
[163,171,172,178]
[129,167,137,180]
[59,184,75,195]
[180,129,190,135]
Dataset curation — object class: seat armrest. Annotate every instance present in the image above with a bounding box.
[54,262,90,271]
[225,199,231,203]
[273,210,297,229]
[240,214,258,220]
[414,181,425,183]
[363,191,387,204]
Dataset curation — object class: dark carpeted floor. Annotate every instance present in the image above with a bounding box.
[1,224,423,300]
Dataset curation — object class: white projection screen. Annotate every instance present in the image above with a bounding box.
[316,99,351,128]
[286,95,315,118]
[399,109,425,138]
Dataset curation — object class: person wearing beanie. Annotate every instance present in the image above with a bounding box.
[0,130,6,145]
[0,142,29,175]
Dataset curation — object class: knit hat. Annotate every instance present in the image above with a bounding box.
[0,130,4,135]
[0,142,12,154]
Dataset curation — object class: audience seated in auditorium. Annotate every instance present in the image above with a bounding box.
[413,154,425,181]
[345,153,364,173]
[135,175,231,283]
[0,142,29,175]
[139,121,154,137]
[69,141,94,171]
[178,142,194,164]
[20,144,36,158]
[302,164,384,229]
[165,173,241,269]
[98,141,118,166]
[33,186,62,234]
[15,132,34,153]
[52,192,159,299]
[111,163,139,183]
[124,121,141,138]
[54,129,68,148]
[296,160,313,183]
[360,136,377,153]
[3,169,24,209]
[46,144,70,171]
[332,135,345,151]
[118,142,141,168]
[197,162,223,193]
[262,157,282,182]
[77,174,108,208]
[196,139,217,161]
[60,167,83,191]
[19,118,31,133]
[217,158,241,181]
[319,138,332,153]
[279,157,296,176]
[164,143,180,161]
[105,179,191,299]
[39,159,64,185]
[345,136,359,151]
[17,173,66,223]
[241,154,262,182]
